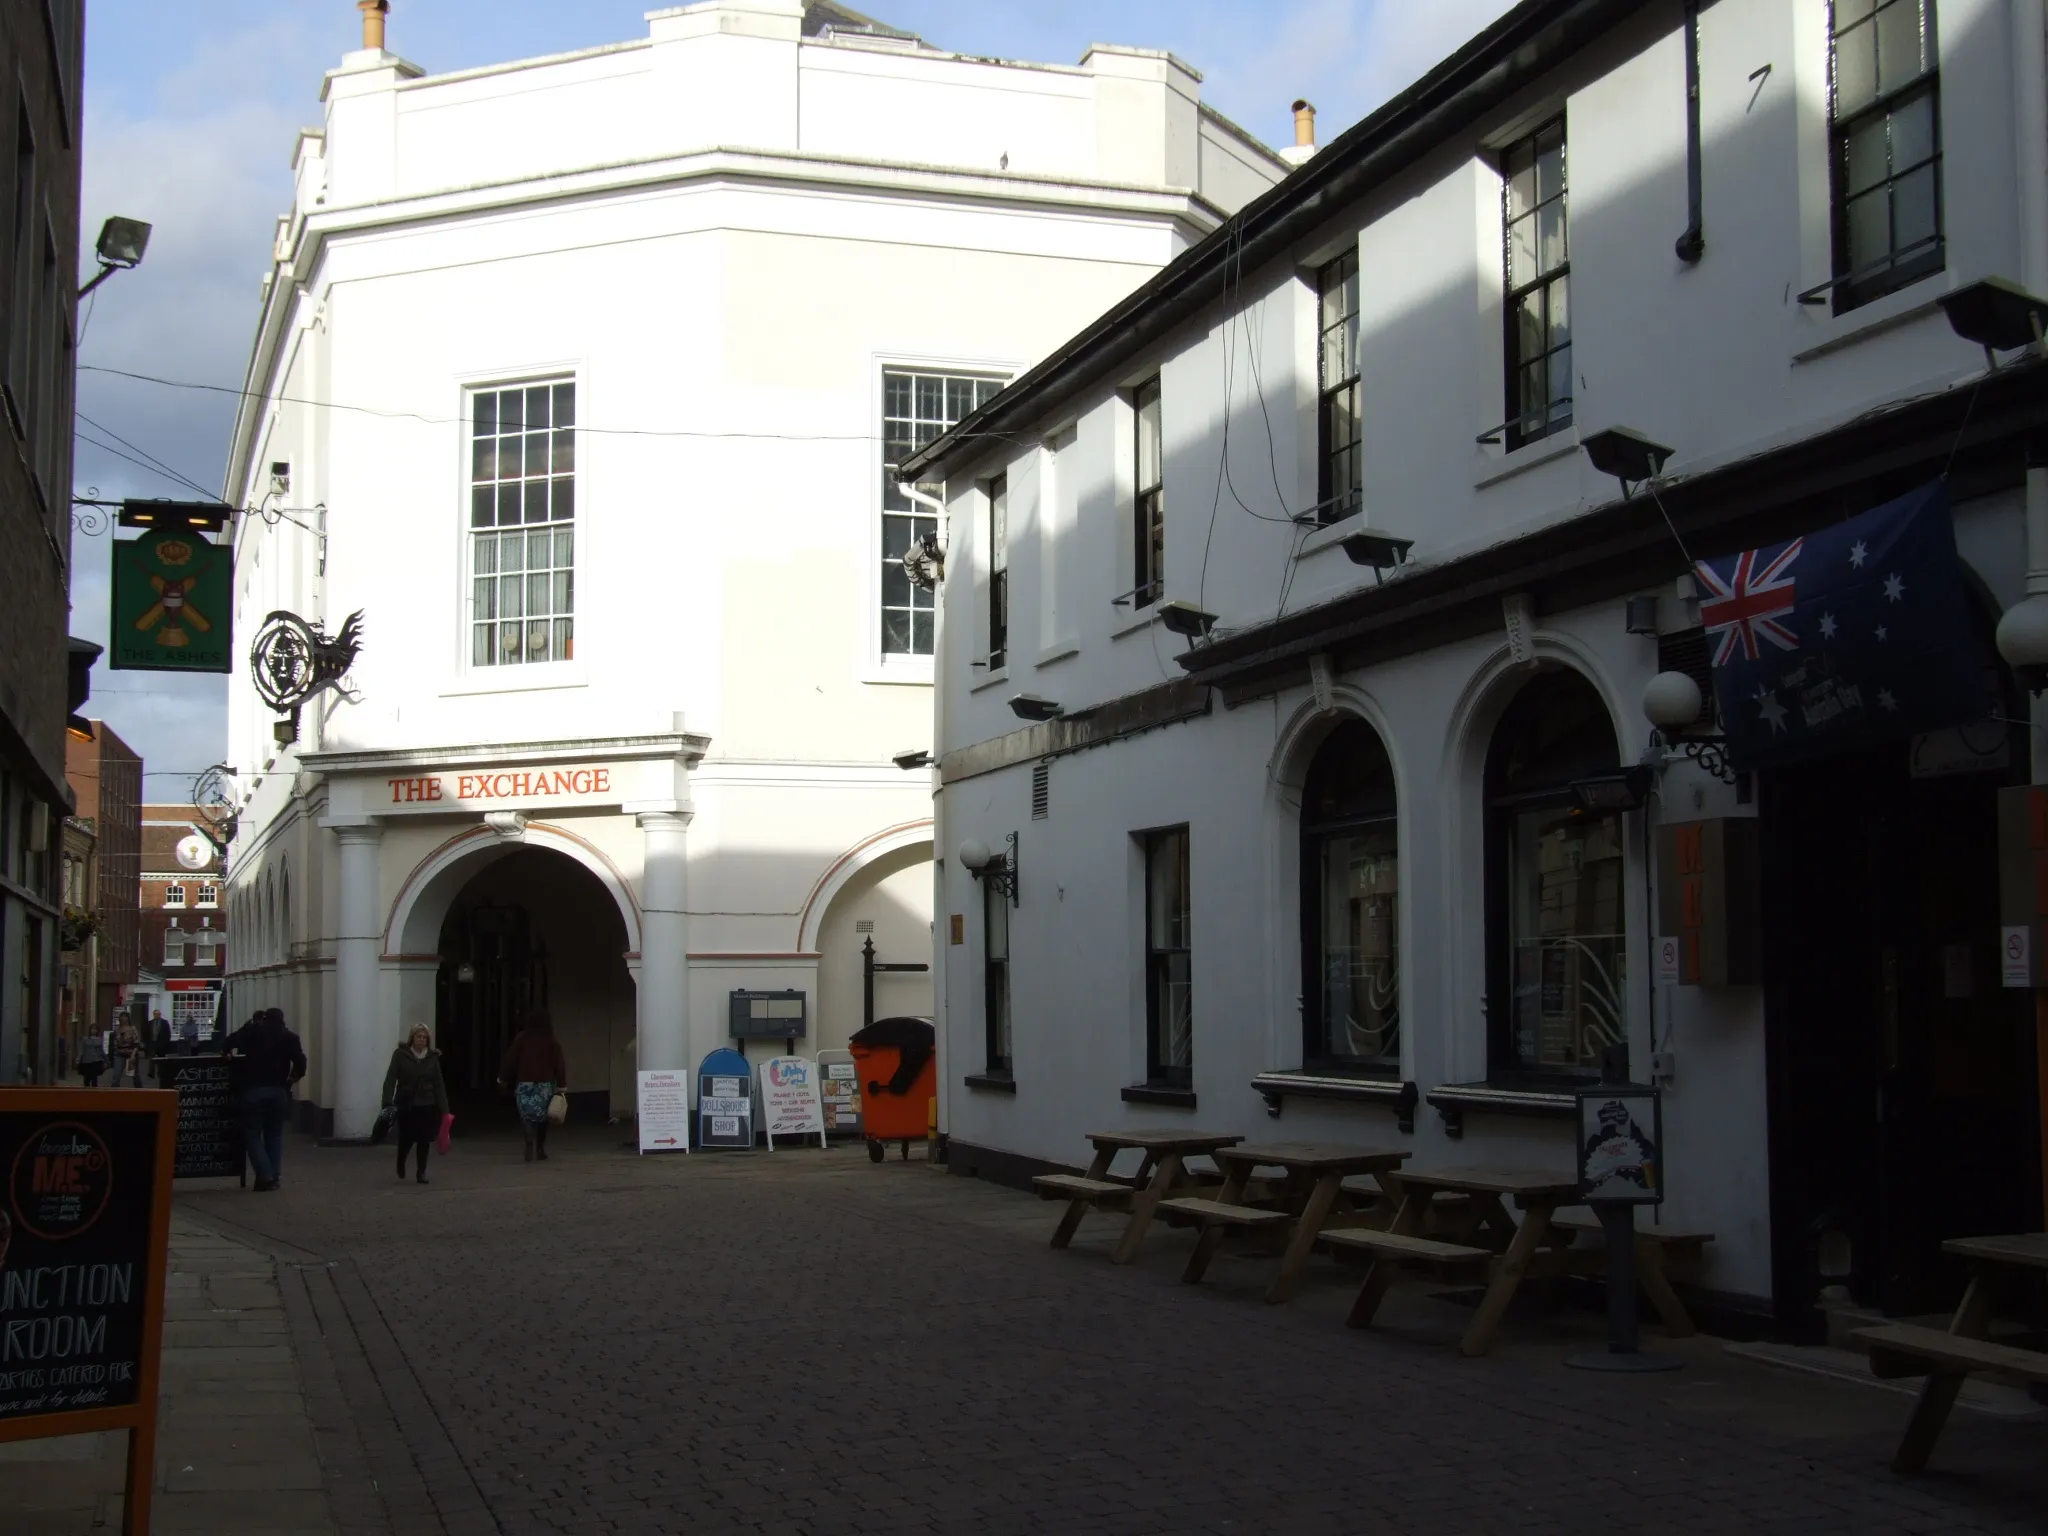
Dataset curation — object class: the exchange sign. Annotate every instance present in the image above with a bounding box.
[109,528,233,673]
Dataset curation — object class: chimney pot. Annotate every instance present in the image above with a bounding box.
[1292,99,1316,149]
[359,0,389,51]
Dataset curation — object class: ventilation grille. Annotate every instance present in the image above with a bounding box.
[1031,761,1050,820]
[1657,627,1719,732]
[855,919,874,934]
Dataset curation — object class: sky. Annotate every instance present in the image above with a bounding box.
[70,0,1516,798]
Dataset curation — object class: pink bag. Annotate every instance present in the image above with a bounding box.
[435,1113,454,1156]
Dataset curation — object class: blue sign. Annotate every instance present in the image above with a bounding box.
[695,1046,754,1150]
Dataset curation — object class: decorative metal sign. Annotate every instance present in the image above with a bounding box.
[249,610,363,740]
[108,530,233,672]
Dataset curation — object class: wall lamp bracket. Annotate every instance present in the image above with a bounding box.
[958,831,1019,905]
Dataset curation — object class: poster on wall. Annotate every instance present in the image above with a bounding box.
[695,1048,755,1150]
[758,1057,826,1150]
[636,1071,690,1154]
[817,1050,861,1136]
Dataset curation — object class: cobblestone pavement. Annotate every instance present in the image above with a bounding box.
[171,1125,2046,1536]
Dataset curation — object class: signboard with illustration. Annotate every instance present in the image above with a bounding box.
[695,1048,755,1150]
[817,1050,861,1135]
[636,1071,690,1154]
[109,530,233,673]
[758,1056,826,1149]
[1576,1085,1663,1206]
[0,1091,177,1535]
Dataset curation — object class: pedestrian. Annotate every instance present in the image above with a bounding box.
[76,1030,107,1088]
[225,1007,307,1192]
[148,1012,173,1078]
[110,1016,142,1088]
[496,1009,567,1163]
[178,1011,200,1054]
[381,1024,448,1185]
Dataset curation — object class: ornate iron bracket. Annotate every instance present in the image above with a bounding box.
[191,764,239,878]
[251,609,364,741]
[970,830,1019,905]
[1648,726,1738,786]
[903,530,944,590]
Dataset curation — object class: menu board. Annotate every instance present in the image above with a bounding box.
[818,1053,861,1135]
[0,1096,173,1428]
[156,1056,244,1180]
[758,1057,825,1149]
[695,1048,755,1150]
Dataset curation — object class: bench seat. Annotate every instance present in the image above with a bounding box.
[1851,1323,2048,1383]
[1033,1173,1131,1202]
[1158,1196,1294,1228]
[1321,1228,1493,1265]
[1551,1215,1714,1250]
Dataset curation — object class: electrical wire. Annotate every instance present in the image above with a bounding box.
[75,411,222,501]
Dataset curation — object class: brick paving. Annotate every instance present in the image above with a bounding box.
[165,1125,2046,1536]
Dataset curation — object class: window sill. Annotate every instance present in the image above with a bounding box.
[1790,272,1947,364]
[1251,1070,1418,1132]
[441,663,587,698]
[967,665,1010,695]
[1294,508,1373,559]
[1110,606,1166,641]
[1474,427,1579,489]
[963,1072,1016,1094]
[1424,1078,1580,1140]
[1120,1083,1196,1108]
[1035,636,1080,669]
[862,658,935,688]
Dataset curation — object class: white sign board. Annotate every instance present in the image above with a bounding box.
[1653,935,1681,987]
[636,1070,691,1154]
[2002,925,2033,989]
[758,1056,826,1149]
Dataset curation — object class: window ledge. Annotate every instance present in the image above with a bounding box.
[1035,637,1080,669]
[1474,428,1579,489]
[1424,1078,1579,1140]
[1251,1070,1418,1133]
[1110,606,1166,641]
[1790,273,1947,365]
[967,665,1010,695]
[862,659,935,688]
[1294,508,1372,559]
[963,1072,1016,1094]
[442,663,587,698]
[1121,1083,1196,1108]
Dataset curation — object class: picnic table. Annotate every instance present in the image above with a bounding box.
[1326,1165,1579,1357]
[1159,1142,1411,1302]
[1033,1130,1242,1264]
[1851,1232,2048,1473]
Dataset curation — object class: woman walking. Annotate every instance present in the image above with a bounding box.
[382,1024,449,1184]
[110,1017,142,1088]
[76,1030,107,1087]
[496,1009,567,1162]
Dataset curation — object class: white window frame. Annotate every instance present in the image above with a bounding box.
[196,883,218,909]
[163,883,185,909]
[162,931,186,967]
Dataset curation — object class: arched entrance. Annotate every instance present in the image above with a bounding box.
[811,835,934,1054]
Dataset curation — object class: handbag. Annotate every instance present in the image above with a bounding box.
[371,1104,398,1145]
[546,1091,568,1126]
[436,1113,454,1156]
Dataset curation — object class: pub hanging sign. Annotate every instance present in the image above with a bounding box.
[109,528,233,674]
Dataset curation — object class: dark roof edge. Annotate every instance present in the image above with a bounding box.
[902,0,1640,483]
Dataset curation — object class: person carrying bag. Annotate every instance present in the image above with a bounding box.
[381,1024,450,1185]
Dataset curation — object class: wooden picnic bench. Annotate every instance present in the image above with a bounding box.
[1033,1130,1242,1263]
[1549,1214,1714,1338]
[1158,1142,1410,1302]
[1849,1232,2048,1473]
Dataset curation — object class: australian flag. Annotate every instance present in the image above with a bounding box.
[1694,479,1990,771]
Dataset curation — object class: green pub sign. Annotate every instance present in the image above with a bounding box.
[109,529,233,673]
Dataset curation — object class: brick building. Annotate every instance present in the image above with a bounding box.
[137,803,226,1041]
[66,721,142,1030]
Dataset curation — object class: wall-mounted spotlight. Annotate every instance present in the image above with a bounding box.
[1581,427,1674,490]
[1570,766,1653,813]
[958,832,1018,904]
[1624,595,1661,636]
[1009,694,1063,722]
[1938,276,2048,368]
[1340,530,1415,583]
[1157,600,1217,639]
[78,216,153,298]
[891,748,933,770]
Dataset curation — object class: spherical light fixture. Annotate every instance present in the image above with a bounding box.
[174,833,213,871]
[957,838,992,872]
[1642,670,1704,731]
[1995,594,2048,693]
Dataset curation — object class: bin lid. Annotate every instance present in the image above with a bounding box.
[849,1015,934,1050]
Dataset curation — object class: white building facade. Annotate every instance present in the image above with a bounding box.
[914,0,2048,1327]
[220,0,1286,1140]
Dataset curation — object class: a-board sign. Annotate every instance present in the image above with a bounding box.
[818,1050,861,1135]
[759,1056,826,1149]
[156,1055,244,1180]
[1576,1082,1664,1206]
[636,1070,691,1154]
[0,1091,176,1535]
[696,1047,755,1150]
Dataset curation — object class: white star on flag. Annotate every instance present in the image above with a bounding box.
[1876,624,1888,641]
[1755,687,1789,734]
[1819,612,1837,639]
[1883,572,1905,602]
[1878,688,1899,711]
[1849,540,1868,568]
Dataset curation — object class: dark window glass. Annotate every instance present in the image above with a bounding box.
[987,474,1008,670]
[1301,720,1398,1068]
[1500,117,1571,450]
[1133,377,1164,608]
[1143,825,1192,1086]
[984,879,1011,1075]
[1316,250,1362,526]
[1829,0,1941,311]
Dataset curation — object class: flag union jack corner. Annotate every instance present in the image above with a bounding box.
[1692,479,1990,770]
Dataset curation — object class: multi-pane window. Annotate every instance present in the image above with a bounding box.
[1501,117,1571,449]
[984,878,1011,1076]
[882,369,1003,657]
[1132,378,1164,608]
[1301,720,1399,1069]
[1143,825,1192,1087]
[162,930,185,966]
[197,884,218,909]
[162,883,185,909]
[1316,250,1362,525]
[987,474,1008,670]
[1829,0,1942,311]
[470,381,576,667]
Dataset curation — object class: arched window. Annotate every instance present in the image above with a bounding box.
[1301,718,1399,1069]
[163,883,186,909]
[1485,669,1626,1076]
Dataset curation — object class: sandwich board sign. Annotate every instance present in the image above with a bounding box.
[696,1047,755,1150]
[156,1055,245,1181]
[759,1056,827,1149]
[0,1090,178,1536]
[818,1049,861,1135]
[636,1070,691,1154]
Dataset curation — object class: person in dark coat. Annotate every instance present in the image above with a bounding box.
[382,1024,449,1185]
[148,1012,173,1079]
[225,1008,307,1191]
[496,1009,567,1162]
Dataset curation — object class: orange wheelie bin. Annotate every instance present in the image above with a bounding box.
[848,1015,936,1162]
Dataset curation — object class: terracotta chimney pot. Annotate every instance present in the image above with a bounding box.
[1292,99,1316,149]
[359,0,389,51]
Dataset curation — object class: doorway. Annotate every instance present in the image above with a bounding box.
[1762,734,2041,1326]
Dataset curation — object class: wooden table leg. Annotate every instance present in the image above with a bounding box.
[1893,1269,1997,1473]
[1458,1197,1557,1357]
[1635,1237,1696,1338]
[1113,1151,1186,1265]
[1181,1162,1253,1285]
[1051,1143,1117,1249]
[1265,1172,1343,1304]
[1346,1188,1430,1329]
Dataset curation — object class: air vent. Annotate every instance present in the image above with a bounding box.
[1031,761,1050,820]
[855,919,874,934]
